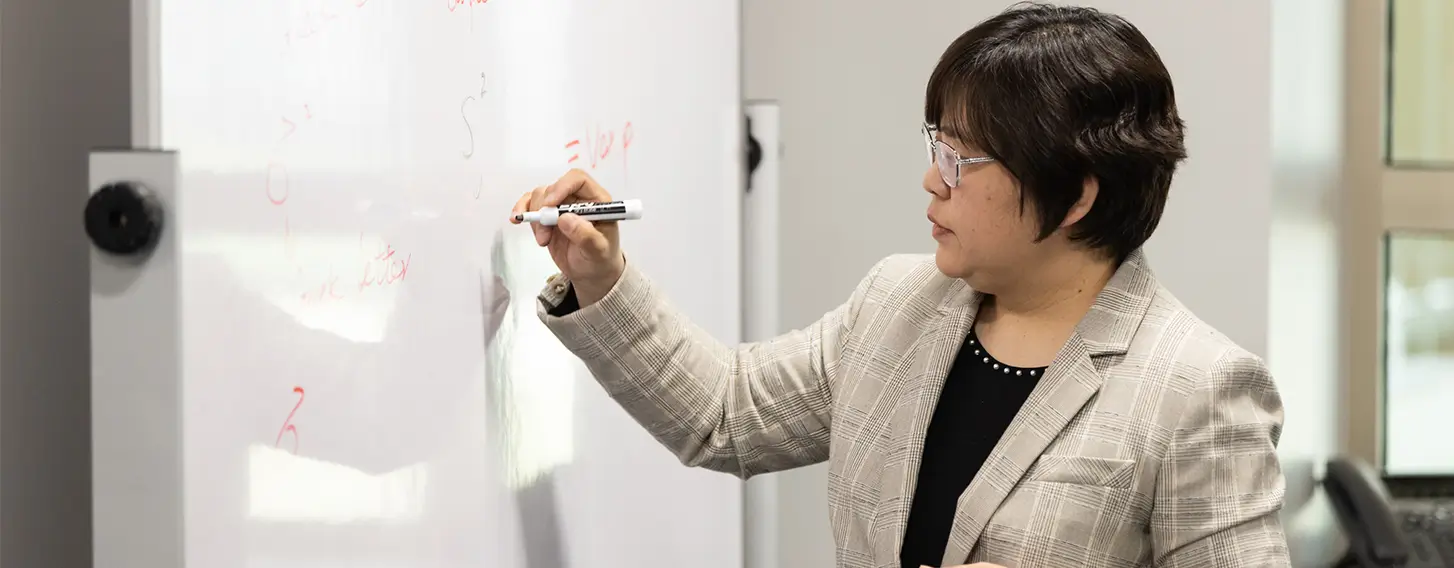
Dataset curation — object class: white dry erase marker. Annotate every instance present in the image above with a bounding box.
[514,199,643,226]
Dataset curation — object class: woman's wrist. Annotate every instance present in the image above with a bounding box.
[573,256,626,308]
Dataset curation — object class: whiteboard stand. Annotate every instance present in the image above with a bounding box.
[88,149,182,568]
[742,100,781,568]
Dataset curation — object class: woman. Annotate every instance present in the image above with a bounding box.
[510,4,1288,568]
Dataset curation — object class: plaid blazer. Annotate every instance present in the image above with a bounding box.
[537,250,1290,568]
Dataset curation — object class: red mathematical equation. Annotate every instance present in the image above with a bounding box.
[298,236,412,305]
[276,386,305,455]
[284,0,372,46]
[565,121,634,173]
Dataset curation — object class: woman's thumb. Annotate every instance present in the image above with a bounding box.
[555,213,611,257]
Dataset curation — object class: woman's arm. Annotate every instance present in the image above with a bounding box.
[1151,350,1292,567]
[536,258,887,479]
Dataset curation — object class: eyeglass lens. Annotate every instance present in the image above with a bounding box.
[925,130,958,188]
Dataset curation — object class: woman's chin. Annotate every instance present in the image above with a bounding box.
[933,246,969,279]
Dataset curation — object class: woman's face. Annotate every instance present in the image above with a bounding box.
[923,132,1046,285]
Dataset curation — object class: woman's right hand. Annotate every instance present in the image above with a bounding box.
[509,169,626,307]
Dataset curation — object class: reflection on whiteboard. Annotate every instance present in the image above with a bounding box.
[487,226,575,489]
[246,444,427,522]
[187,230,412,343]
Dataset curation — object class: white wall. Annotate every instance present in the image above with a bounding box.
[0,0,132,565]
[742,7,948,566]
[1270,0,1348,564]
[743,1,1341,566]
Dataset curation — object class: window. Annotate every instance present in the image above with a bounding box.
[1382,231,1454,474]
[1388,0,1454,166]
[1377,0,1454,473]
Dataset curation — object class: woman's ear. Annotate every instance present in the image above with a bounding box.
[1060,176,1099,229]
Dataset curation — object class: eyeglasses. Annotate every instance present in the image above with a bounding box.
[923,123,995,189]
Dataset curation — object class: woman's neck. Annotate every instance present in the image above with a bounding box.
[980,252,1117,327]
[971,253,1118,367]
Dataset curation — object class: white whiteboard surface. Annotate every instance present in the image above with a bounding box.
[94,0,743,566]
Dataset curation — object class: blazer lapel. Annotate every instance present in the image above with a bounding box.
[874,279,979,566]
[938,250,1161,566]
[938,332,1102,566]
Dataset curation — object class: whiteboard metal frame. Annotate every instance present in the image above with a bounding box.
[742,100,781,568]
[90,149,183,568]
[130,0,160,147]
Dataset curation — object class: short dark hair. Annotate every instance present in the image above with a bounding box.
[925,2,1186,261]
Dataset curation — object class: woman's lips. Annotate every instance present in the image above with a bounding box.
[929,214,952,239]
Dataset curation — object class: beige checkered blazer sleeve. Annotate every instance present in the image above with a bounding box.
[536,259,887,478]
[537,253,1289,568]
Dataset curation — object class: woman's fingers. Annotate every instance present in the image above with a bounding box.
[508,191,532,223]
[545,169,612,208]
[555,214,612,259]
[510,170,614,249]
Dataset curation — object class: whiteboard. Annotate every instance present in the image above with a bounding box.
[94,0,743,566]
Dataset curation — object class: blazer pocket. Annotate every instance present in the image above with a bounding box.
[1025,455,1136,489]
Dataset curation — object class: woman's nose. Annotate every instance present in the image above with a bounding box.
[923,165,948,198]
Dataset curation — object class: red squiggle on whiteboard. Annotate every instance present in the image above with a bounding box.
[278,104,314,143]
[447,0,489,12]
[622,122,634,186]
[298,240,412,305]
[276,386,305,454]
[299,267,346,304]
[266,163,290,205]
[358,242,412,291]
[284,0,373,46]
[280,118,297,142]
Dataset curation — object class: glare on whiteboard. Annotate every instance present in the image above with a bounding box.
[186,232,405,343]
[488,227,575,489]
[247,443,427,523]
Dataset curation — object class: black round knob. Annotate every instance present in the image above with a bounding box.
[85,182,164,256]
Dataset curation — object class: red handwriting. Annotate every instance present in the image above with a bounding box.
[447,0,489,12]
[266,163,290,205]
[622,122,634,183]
[565,140,581,164]
[357,241,412,291]
[299,267,346,304]
[284,0,372,46]
[267,104,311,206]
[278,104,313,143]
[566,122,635,174]
[275,386,305,454]
[298,238,412,305]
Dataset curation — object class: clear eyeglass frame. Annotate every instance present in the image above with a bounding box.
[923,122,995,189]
